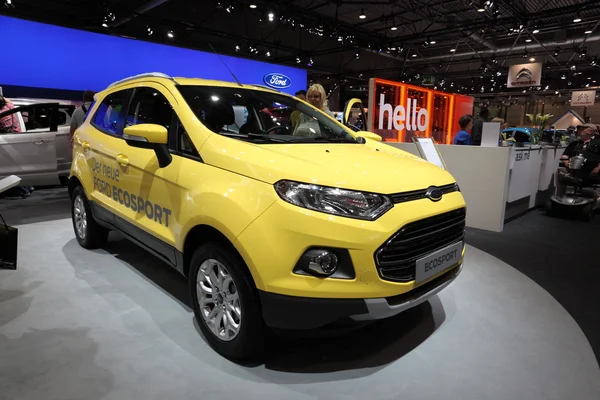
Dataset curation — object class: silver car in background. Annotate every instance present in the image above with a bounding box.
[0,98,76,186]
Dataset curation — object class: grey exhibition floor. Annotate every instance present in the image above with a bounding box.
[1,217,600,400]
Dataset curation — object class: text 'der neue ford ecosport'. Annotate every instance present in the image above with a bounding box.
[69,72,466,360]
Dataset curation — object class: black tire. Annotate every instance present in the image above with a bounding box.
[189,242,264,361]
[71,186,109,249]
[59,175,69,186]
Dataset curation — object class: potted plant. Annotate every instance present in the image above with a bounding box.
[525,113,554,144]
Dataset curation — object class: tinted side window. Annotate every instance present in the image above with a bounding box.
[92,90,132,137]
[126,87,173,130]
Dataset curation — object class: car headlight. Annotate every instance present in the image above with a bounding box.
[274,180,393,220]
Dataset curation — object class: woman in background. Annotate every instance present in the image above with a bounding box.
[293,84,334,137]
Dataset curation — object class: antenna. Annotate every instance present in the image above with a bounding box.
[208,43,243,87]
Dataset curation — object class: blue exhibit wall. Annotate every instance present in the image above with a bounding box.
[0,15,307,95]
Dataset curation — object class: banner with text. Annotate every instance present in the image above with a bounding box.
[570,90,596,107]
[507,62,542,88]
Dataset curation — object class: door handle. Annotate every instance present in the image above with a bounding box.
[116,154,129,167]
[81,141,91,152]
[34,139,46,145]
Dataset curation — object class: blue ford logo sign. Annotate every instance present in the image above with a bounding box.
[425,187,443,202]
[263,73,292,89]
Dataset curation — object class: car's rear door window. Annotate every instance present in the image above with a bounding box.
[91,89,133,137]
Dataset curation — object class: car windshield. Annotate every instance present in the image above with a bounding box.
[177,85,357,144]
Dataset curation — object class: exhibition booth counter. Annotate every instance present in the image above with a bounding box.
[389,142,566,232]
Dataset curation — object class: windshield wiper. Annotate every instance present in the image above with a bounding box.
[287,137,357,143]
[246,133,288,143]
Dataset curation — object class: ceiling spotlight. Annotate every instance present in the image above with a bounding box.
[268,12,274,21]
[430,39,437,44]
[450,48,456,52]
[359,8,366,19]
[307,57,313,67]
[265,51,271,57]
[529,57,536,62]
[102,21,108,28]
[477,2,486,12]
[146,26,153,36]
[532,27,540,34]
[573,15,582,23]
[235,45,240,52]
[167,30,174,38]
[555,90,559,94]
[249,4,257,8]
[561,74,566,79]
[412,53,417,57]
[391,26,398,31]
[225,3,234,12]
[296,56,301,64]
[585,29,593,34]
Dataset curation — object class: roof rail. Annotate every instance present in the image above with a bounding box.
[106,72,174,89]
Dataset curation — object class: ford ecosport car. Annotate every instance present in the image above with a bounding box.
[69,72,466,360]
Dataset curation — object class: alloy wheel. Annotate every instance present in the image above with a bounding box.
[196,259,242,341]
[73,196,87,240]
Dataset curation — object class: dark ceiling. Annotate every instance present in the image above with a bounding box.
[2,0,600,99]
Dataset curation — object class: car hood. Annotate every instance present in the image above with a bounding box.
[201,135,457,194]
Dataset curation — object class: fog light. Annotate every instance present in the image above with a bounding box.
[307,251,338,276]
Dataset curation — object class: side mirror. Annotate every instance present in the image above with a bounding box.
[123,123,168,146]
[355,130,383,142]
[123,123,172,168]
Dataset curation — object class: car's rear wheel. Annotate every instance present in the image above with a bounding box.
[189,243,264,360]
[71,186,108,249]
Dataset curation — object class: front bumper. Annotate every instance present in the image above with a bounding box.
[259,263,462,330]
[235,191,466,299]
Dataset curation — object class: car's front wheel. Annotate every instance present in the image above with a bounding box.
[189,243,264,360]
[71,186,109,249]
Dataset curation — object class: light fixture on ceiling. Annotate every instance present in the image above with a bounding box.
[146,26,153,36]
[265,51,271,57]
[450,48,456,52]
[561,74,566,79]
[430,39,436,44]
[573,14,582,23]
[525,38,532,43]
[235,45,240,52]
[412,53,417,57]
[532,26,540,34]
[477,1,486,12]
[167,30,174,38]
[554,48,560,56]
[585,29,593,34]
[268,12,274,21]
[359,8,366,19]
[249,4,257,8]
[529,57,536,62]
[296,56,301,64]
[307,57,313,67]
[391,26,398,31]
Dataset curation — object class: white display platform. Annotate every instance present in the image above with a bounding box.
[0,175,21,194]
[388,143,567,232]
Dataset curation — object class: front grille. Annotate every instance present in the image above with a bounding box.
[389,183,459,204]
[374,208,466,282]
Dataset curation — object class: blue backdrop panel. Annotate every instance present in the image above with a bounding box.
[0,16,307,94]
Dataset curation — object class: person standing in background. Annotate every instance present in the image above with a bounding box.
[470,107,489,146]
[0,96,22,133]
[290,90,306,130]
[453,115,473,145]
[69,90,95,147]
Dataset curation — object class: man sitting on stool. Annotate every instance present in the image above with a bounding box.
[556,124,600,196]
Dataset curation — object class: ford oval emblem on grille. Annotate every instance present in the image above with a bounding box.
[425,187,443,202]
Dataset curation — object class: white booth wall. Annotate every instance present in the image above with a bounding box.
[387,143,566,232]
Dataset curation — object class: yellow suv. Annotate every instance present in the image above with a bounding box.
[69,72,466,360]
